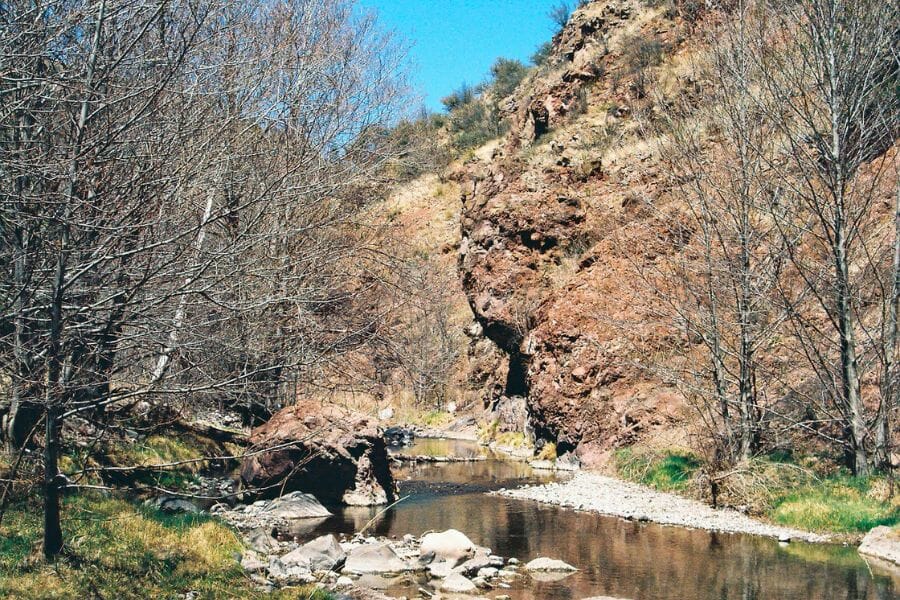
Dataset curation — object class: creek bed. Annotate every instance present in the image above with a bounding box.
[288,439,898,600]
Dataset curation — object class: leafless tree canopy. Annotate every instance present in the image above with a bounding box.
[646,0,898,476]
[0,0,408,557]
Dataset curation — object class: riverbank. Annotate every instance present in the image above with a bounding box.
[498,472,831,543]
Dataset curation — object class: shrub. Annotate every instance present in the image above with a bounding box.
[615,448,700,491]
[621,33,665,97]
[490,57,530,100]
[531,42,553,66]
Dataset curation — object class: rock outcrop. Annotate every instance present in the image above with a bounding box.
[240,400,397,505]
[457,0,684,462]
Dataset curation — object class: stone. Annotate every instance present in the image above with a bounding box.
[420,529,477,565]
[378,407,394,421]
[240,550,267,573]
[456,547,494,576]
[267,556,314,583]
[477,567,499,579]
[245,527,281,554]
[557,452,582,471]
[384,427,415,447]
[343,543,411,574]
[427,559,455,578]
[281,534,345,571]
[859,526,900,565]
[440,573,477,593]
[524,557,578,572]
[153,496,201,514]
[240,400,397,506]
[262,491,332,519]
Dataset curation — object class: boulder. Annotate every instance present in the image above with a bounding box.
[343,543,411,574]
[267,556,314,583]
[384,426,414,447]
[440,572,477,593]
[525,557,578,572]
[260,491,332,519]
[419,529,477,565]
[240,400,397,505]
[245,527,281,553]
[152,496,201,514]
[456,547,496,576]
[859,526,900,565]
[281,534,346,571]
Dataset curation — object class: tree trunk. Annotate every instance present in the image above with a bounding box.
[836,227,868,476]
[42,406,63,560]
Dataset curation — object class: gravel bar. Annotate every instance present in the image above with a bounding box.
[498,472,830,543]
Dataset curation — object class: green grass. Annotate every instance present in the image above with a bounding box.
[769,475,900,533]
[615,448,700,491]
[98,433,223,491]
[0,494,333,599]
[614,446,900,534]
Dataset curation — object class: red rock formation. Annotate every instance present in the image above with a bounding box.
[241,400,396,505]
[458,0,683,461]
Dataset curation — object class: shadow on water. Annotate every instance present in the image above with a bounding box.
[288,439,899,600]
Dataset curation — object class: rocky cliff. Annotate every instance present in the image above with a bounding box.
[458,0,706,462]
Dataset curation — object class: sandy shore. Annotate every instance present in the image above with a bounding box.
[498,472,830,543]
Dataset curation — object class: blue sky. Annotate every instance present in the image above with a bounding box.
[359,0,563,112]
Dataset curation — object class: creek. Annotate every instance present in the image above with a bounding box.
[289,439,898,600]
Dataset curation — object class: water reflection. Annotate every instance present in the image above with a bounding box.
[295,439,898,600]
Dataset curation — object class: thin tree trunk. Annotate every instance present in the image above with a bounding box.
[43,0,106,560]
[150,188,216,384]
[836,221,868,476]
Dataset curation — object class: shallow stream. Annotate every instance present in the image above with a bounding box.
[291,439,898,600]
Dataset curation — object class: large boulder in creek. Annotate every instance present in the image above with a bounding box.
[419,529,477,565]
[240,401,397,505]
[281,534,346,571]
[343,543,413,574]
[859,526,900,566]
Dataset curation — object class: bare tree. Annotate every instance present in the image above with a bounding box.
[751,0,899,475]
[637,1,787,464]
[1,0,407,558]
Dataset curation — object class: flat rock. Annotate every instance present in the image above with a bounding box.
[455,546,500,576]
[525,557,578,572]
[427,559,456,578]
[282,534,346,571]
[261,491,332,519]
[344,543,411,574]
[245,527,282,553]
[440,572,478,593]
[859,526,900,565]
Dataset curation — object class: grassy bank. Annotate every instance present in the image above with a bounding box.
[613,448,900,535]
[0,494,331,599]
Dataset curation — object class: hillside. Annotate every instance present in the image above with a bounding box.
[450,0,898,472]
